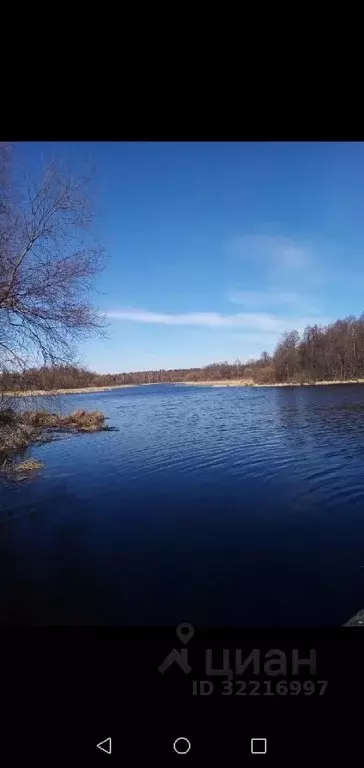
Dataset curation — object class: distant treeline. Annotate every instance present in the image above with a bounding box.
[3,313,364,390]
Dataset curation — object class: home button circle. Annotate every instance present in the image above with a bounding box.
[173,737,191,755]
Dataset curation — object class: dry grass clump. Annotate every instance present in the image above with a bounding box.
[21,411,61,427]
[13,458,44,472]
[0,422,36,456]
[0,407,111,476]
[0,407,19,426]
[20,408,106,431]
[68,409,105,431]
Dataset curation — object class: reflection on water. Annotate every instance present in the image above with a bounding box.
[1,383,364,626]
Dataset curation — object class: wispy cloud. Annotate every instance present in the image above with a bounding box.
[227,233,327,316]
[229,290,302,309]
[106,309,278,329]
[105,308,330,334]
[105,234,331,360]
[228,289,322,316]
[230,234,313,273]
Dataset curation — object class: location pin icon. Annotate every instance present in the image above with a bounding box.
[176,623,194,644]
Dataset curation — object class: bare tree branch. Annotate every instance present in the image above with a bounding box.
[0,148,107,391]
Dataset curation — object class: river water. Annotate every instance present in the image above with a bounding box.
[1,383,364,626]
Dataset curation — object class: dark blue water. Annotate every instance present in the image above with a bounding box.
[1,383,364,626]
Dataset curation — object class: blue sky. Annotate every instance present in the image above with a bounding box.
[14,142,364,373]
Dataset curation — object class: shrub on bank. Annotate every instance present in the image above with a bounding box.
[20,409,106,430]
[0,408,111,474]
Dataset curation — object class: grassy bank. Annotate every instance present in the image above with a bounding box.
[0,408,113,475]
[183,379,255,387]
[183,378,364,388]
[4,385,136,397]
[6,380,364,396]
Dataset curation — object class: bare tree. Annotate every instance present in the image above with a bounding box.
[273,330,301,381]
[0,145,107,390]
[260,351,271,365]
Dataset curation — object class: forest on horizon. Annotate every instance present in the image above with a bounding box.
[3,313,364,391]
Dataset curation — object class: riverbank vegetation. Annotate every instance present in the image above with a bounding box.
[183,378,364,387]
[3,312,364,393]
[5,384,135,397]
[0,408,111,472]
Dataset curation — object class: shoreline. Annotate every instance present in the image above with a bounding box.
[182,379,364,388]
[3,385,137,397]
[3,379,364,397]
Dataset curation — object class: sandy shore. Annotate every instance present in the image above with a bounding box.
[182,379,364,388]
[3,385,136,397]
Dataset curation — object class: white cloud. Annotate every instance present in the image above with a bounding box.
[105,308,330,334]
[106,308,283,330]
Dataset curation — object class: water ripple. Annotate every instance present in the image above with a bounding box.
[3,383,364,626]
